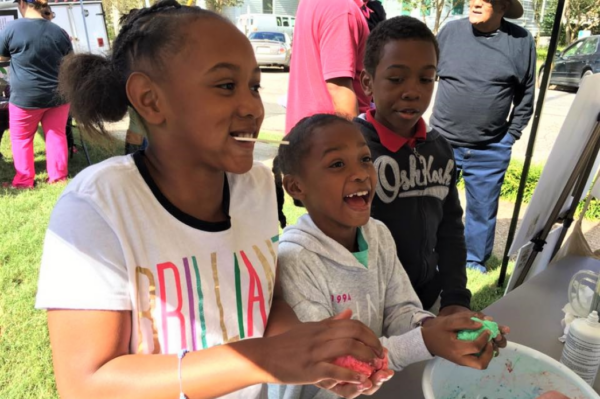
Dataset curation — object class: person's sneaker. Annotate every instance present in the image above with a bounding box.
[466,262,487,273]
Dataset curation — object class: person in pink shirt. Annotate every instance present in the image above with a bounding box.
[285,0,369,133]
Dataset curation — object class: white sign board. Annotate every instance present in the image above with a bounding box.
[506,225,564,294]
[509,74,600,255]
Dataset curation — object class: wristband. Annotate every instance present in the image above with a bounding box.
[178,349,189,399]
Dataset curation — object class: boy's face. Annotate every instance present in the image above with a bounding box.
[361,39,437,135]
[285,122,377,232]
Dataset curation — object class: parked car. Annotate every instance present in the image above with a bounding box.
[237,14,295,38]
[249,31,292,70]
[539,35,600,89]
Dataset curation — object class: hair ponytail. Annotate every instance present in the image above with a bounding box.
[59,54,129,137]
[58,0,222,138]
[272,156,287,229]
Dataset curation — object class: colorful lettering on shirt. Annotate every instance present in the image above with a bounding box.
[331,293,353,304]
[234,253,246,339]
[253,245,275,307]
[135,266,161,354]
[191,256,208,349]
[137,241,276,353]
[240,250,267,337]
[183,257,198,351]
[211,252,240,344]
[157,262,187,353]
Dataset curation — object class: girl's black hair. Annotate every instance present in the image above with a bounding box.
[273,114,354,228]
[364,16,439,77]
[59,0,228,137]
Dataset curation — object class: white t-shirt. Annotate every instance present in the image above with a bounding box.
[36,153,279,399]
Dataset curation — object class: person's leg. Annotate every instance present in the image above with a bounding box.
[41,104,70,183]
[65,115,75,156]
[453,146,465,175]
[0,107,8,160]
[9,104,44,188]
[461,135,513,272]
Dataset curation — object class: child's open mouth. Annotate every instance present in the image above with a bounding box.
[343,190,370,211]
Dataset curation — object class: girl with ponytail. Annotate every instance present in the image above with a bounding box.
[35,2,384,398]
[0,0,72,188]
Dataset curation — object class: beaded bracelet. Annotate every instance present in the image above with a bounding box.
[178,349,189,399]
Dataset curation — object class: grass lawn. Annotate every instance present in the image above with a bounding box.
[0,128,512,398]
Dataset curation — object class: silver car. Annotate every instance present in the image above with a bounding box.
[249,31,292,71]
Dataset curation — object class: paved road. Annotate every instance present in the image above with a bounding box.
[259,68,577,165]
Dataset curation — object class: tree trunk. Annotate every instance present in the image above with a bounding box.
[563,0,573,43]
[433,0,443,34]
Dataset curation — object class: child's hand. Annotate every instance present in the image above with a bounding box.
[264,309,385,387]
[438,305,470,317]
[317,349,394,398]
[477,313,510,356]
[320,368,394,398]
[422,312,497,369]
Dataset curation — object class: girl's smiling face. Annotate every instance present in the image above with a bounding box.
[285,121,377,235]
[142,17,265,174]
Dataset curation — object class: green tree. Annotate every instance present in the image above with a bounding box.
[408,0,465,34]
[541,0,599,45]
[204,0,243,13]
[564,0,600,42]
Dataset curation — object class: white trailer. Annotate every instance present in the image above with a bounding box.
[0,0,110,54]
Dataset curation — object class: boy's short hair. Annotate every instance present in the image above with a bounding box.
[364,16,439,76]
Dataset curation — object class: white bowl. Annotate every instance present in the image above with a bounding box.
[422,341,599,399]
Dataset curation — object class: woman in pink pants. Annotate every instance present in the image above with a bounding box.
[0,0,73,188]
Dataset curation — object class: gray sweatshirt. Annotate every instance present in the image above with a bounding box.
[271,215,434,399]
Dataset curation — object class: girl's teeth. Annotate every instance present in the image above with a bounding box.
[346,191,368,198]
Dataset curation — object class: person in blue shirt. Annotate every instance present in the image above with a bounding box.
[0,0,73,188]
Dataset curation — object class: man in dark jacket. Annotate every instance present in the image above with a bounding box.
[430,0,536,273]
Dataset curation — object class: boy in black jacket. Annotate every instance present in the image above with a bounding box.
[354,16,470,316]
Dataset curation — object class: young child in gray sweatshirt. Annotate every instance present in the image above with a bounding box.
[271,114,509,399]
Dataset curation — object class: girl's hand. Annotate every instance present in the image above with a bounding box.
[264,309,385,386]
[422,312,496,370]
[319,369,394,399]
[317,349,394,398]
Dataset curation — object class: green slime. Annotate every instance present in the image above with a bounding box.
[457,317,500,342]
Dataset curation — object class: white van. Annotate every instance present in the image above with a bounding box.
[237,13,295,38]
[0,0,110,55]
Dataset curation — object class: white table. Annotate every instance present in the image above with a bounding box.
[373,255,600,398]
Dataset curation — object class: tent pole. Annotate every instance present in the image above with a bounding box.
[497,0,567,288]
